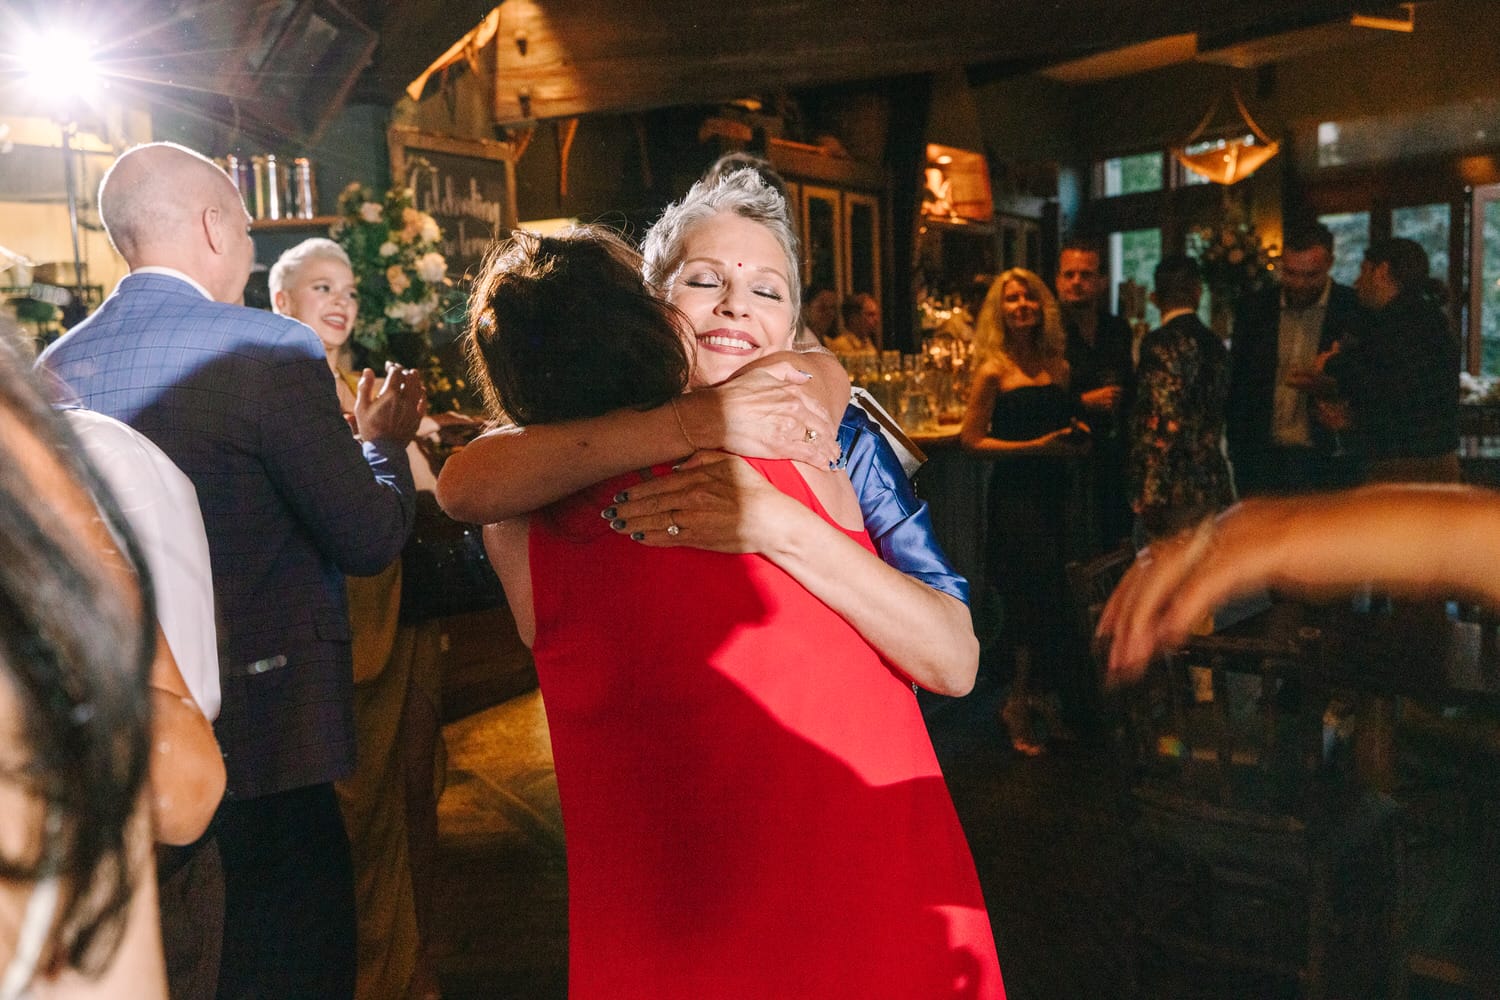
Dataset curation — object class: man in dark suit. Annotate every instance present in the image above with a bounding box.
[1226,221,1364,496]
[1057,237,1136,549]
[38,142,425,999]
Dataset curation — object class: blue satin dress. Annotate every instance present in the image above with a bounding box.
[836,403,968,606]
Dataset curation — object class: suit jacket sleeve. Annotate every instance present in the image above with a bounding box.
[257,339,417,576]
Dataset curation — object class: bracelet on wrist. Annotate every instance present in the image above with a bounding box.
[669,397,699,452]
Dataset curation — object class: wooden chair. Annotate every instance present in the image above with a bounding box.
[1069,562,1404,1000]
[1390,701,1500,999]
[1064,545,1138,744]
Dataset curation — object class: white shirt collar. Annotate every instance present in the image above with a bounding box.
[131,266,215,301]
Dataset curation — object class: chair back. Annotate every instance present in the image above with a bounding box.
[1127,646,1347,821]
[1065,545,1137,688]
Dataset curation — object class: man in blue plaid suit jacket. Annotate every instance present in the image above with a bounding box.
[38,142,426,1000]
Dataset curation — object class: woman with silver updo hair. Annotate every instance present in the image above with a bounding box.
[440,167,978,690]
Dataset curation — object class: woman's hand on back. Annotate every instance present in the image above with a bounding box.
[605,451,797,553]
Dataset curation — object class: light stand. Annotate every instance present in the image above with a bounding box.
[58,119,88,324]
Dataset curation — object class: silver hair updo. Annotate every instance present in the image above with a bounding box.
[640,168,802,326]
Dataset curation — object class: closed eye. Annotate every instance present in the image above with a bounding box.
[682,270,722,289]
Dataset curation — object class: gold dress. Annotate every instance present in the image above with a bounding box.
[332,369,445,1000]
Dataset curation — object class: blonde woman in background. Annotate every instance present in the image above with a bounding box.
[961,268,1090,756]
[271,239,444,1000]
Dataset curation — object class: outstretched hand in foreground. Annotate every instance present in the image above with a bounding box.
[1098,485,1500,685]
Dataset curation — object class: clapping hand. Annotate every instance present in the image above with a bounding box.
[353,363,427,446]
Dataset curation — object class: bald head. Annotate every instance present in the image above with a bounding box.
[99,142,254,302]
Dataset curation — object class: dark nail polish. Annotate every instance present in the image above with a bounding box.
[614,491,630,503]
[630,531,645,541]
[600,506,617,519]
[610,519,626,531]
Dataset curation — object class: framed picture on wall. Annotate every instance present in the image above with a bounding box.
[801,185,844,297]
[843,192,881,306]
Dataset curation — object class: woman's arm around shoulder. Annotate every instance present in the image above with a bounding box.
[436,362,843,524]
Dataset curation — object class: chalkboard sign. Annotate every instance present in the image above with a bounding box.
[387,127,519,285]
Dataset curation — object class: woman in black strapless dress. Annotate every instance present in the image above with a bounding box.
[961,268,1090,755]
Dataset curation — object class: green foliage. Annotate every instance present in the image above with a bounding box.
[331,175,469,412]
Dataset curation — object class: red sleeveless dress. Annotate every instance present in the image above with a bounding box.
[529,457,1004,999]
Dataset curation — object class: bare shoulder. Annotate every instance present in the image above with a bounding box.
[975,355,1011,384]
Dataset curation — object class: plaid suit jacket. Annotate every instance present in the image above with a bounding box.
[38,272,416,799]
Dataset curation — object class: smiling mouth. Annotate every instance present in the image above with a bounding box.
[697,331,757,352]
[323,315,349,330]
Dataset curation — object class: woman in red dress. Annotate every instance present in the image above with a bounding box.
[466,200,1003,997]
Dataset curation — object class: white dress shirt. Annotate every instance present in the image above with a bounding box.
[66,409,222,719]
[1271,282,1331,448]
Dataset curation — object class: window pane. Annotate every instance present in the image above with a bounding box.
[1318,211,1370,287]
[1391,203,1450,285]
[1100,152,1164,197]
[1110,228,1162,327]
[1313,96,1500,170]
[1482,198,1500,376]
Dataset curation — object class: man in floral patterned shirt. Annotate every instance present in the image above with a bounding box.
[1130,255,1234,541]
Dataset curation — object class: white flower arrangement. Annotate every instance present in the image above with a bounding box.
[331,179,468,410]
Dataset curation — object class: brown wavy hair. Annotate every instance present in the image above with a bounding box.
[465,226,693,425]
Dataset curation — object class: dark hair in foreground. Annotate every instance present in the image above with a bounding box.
[0,330,154,978]
[465,227,692,424]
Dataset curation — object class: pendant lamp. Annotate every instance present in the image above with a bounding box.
[1171,87,1280,186]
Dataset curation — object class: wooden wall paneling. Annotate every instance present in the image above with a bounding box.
[473,0,1322,127]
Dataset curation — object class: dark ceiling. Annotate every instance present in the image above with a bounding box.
[1,0,1395,140]
[349,0,1368,101]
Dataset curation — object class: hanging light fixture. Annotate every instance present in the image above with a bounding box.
[1171,86,1281,186]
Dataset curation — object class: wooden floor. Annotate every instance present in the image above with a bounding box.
[428,662,1486,999]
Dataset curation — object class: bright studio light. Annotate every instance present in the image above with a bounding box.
[17,27,100,105]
